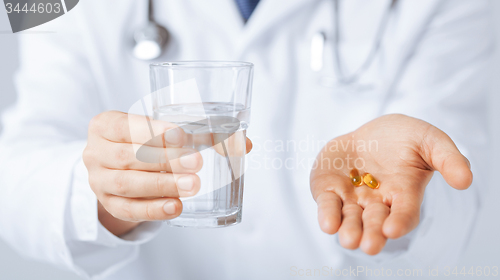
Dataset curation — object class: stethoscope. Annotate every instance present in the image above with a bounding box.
[132,0,398,88]
[132,0,170,60]
[312,0,397,89]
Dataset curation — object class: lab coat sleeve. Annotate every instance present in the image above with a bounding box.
[0,11,162,280]
[336,0,494,268]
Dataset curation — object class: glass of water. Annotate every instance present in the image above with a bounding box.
[150,61,253,228]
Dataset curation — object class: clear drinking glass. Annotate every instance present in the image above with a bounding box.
[150,61,253,228]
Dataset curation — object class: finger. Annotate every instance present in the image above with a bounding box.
[338,203,363,249]
[382,191,422,239]
[353,182,384,208]
[421,126,473,190]
[189,132,252,155]
[97,140,202,172]
[310,170,358,235]
[90,111,185,147]
[168,134,253,159]
[316,192,342,234]
[102,195,183,222]
[246,137,253,153]
[212,131,248,157]
[98,169,200,198]
[360,203,390,255]
[310,172,357,205]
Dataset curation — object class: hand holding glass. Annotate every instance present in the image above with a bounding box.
[150,61,253,228]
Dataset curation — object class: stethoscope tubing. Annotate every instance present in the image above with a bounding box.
[331,0,397,85]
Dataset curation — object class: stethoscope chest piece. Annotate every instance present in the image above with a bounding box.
[132,22,170,61]
[132,0,170,61]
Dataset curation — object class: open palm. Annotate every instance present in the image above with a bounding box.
[310,114,472,255]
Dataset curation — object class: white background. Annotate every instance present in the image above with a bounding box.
[1,2,499,280]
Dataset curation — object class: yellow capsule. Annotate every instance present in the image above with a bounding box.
[349,168,363,186]
[363,173,380,189]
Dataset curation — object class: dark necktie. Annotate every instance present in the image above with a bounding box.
[235,0,261,21]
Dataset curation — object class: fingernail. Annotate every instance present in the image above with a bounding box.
[177,176,194,191]
[164,128,180,145]
[465,158,471,169]
[180,153,198,169]
[163,201,177,215]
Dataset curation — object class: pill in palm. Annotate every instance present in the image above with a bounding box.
[363,173,380,189]
[349,168,363,186]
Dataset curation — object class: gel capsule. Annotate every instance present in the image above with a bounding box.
[363,173,380,189]
[349,168,363,186]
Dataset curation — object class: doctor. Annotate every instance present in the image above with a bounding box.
[0,0,493,279]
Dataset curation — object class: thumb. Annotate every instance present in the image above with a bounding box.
[421,126,473,190]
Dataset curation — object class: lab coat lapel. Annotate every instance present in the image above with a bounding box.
[193,0,245,41]
[234,0,313,56]
[183,0,313,58]
[378,0,441,108]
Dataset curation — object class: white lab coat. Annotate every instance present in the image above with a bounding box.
[0,0,493,279]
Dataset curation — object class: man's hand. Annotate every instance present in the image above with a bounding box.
[83,111,251,236]
[310,114,472,255]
